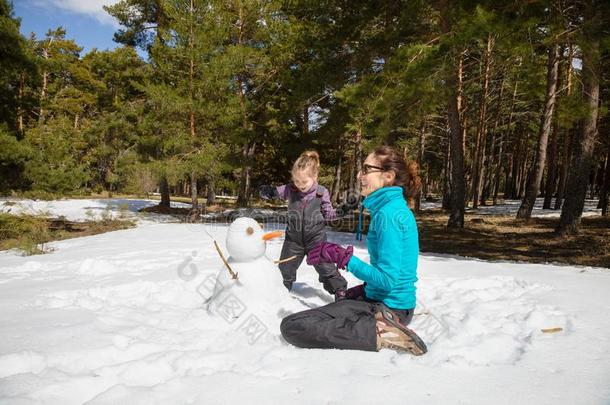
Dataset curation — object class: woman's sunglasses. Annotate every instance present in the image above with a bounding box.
[360,164,385,175]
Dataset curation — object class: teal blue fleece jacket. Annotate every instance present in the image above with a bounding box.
[347,186,419,310]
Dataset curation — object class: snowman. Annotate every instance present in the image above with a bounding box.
[204,217,304,335]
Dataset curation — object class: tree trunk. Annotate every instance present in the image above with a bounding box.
[458,52,466,147]
[423,163,430,200]
[237,140,256,207]
[441,0,466,228]
[471,34,494,209]
[331,142,343,203]
[482,74,506,205]
[160,177,171,208]
[17,73,25,135]
[554,44,575,210]
[494,81,518,204]
[447,92,466,226]
[349,128,363,203]
[554,129,572,210]
[415,120,426,212]
[589,164,599,199]
[442,126,452,210]
[190,172,198,211]
[39,50,50,124]
[509,140,521,199]
[504,152,514,198]
[235,6,255,208]
[557,4,600,235]
[542,121,559,209]
[517,44,560,219]
[492,133,504,205]
[206,177,216,205]
[599,141,610,216]
[235,71,254,207]
[543,49,564,211]
[188,0,199,212]
[517,142,530,199]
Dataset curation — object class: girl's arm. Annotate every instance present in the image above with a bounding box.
[275,184,290,200]
[320,189,339,220]
[260,184,290,200]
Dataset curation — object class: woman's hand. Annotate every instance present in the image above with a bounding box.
[307,242,353,269]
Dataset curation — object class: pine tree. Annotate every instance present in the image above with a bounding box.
[516,44,560,219]
[82,47,147,193]
[0,0,34,191]
[21,28,98,192]
[557,0,604,235]
[104,0,168,52]
[440,0,466,228]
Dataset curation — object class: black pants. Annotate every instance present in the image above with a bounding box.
[280,298,414,351]
[279,236,347,294]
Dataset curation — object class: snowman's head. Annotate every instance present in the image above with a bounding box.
[226,217,283,262]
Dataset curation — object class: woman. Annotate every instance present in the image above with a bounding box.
[279,145,427,355]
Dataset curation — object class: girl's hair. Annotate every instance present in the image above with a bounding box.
[371,145,422,208]
[292,150,320,178]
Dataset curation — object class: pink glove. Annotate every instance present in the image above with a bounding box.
[307,242,353,269]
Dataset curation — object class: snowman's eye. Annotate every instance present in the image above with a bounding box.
[258,222,263,229]
[246,227,254,235]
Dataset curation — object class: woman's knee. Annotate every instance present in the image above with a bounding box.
[280,313,302,344]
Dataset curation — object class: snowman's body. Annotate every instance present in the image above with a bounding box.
[206,217,304,332]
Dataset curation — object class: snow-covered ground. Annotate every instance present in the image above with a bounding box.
[470,198,602,217]
[421,197,603,217]
[0,198,192,223]
[0,216,609,403]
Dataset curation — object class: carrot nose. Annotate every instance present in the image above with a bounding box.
[262,230,284,241]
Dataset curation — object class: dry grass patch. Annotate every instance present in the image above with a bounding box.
[0,213,135,255]
[416,211,610,268]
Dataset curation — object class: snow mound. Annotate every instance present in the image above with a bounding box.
[0,351,47,379]
[413,275,567,366]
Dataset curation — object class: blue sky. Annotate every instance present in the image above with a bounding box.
[12,0,123,55]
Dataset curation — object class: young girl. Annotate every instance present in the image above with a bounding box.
[260,150,348,300]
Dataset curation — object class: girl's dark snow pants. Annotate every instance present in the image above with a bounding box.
[280,298,414,351]
[279,186,347,294]
[278,233,347,294]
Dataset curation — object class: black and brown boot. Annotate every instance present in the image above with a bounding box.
[375,305,427,356]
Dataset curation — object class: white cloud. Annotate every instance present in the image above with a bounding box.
[33,0,122,28]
